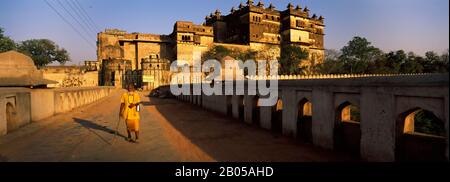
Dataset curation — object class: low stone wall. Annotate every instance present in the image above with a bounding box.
[0,87,115,136]
[176,74,449,162]
[41,66,99,88]
[35,87,115,120]
[0,88,31,136]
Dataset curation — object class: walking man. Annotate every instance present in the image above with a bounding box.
[120,84,141,143]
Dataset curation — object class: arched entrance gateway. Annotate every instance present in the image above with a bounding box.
[297,99,313,143]
[334,102,361,156]
[396,108,446,161]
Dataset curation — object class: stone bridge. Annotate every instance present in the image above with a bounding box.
[0,74,448,162]
[177,74,449,162]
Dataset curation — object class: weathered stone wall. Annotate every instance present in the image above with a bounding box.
[176,74,449,161]
[42,67,98,88]
[0,88,31,136]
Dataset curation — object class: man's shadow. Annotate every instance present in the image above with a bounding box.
[73,118,127,144]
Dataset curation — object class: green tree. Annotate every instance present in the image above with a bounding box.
[439,50,449,72]
[279,44,309,75]
[202,45,232,62]
[314,49,345,74]
[0,27,17,53]
[236,49,258,62]
[340,36,383,74]
[387,50,406,73]
[18,39,70,68]
[399,52,424,73]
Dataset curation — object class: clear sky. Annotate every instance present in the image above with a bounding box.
[0,0,448,65]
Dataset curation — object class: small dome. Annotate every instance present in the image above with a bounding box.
[0,51,36,70]
[0,51,57,87]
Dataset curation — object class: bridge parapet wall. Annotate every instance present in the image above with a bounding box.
[176,73,449,161]
[0,87,116,136]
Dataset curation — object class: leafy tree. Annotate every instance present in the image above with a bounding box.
[399,52,424,73]
[0,27,17,53]
[18,39,70,68]
[236,49,257,62]
[202,45,232,62]
[339,36,383,73]
[386,50,406,73]
[324,49,341,61]
[422,51,449,73]
[314,49,345,74]
[439,50,449,72]
[279,44,309,75]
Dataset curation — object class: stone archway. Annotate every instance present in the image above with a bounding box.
[297,98,313,143]
[252,96,260,126]
[271,98,283,133]
[334,102,361,156]
[396,108,446,161]
[238,95,245,121]
[6,102,17,133]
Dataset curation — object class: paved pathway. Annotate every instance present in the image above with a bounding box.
[0,90,357,162]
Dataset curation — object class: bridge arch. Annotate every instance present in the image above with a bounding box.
[226,95,233,117]
[271,98,283,133]
[396,108,446,161]
[237,95,245,121]
[297,98,313,143]
[252,95,260,126]
[334,101,361,156]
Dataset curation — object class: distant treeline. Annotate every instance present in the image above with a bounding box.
[314,36,449,74]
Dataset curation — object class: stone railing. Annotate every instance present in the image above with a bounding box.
[171,73,435,85]
[247,73,433,80]
[175,73,449,162]
[0,87,116,136]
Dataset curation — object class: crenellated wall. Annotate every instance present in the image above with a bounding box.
[176,74,449,161]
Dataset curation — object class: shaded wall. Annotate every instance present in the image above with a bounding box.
[176,74,449,162]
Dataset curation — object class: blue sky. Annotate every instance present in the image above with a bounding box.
[0,0,448,65]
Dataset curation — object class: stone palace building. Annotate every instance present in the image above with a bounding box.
[97,1,325,87]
